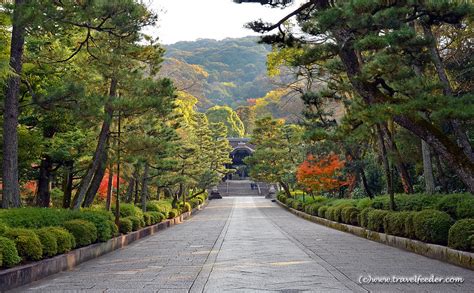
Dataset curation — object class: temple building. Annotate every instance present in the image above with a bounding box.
[226,138,254,179]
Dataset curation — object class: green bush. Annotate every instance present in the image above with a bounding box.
[341,206,359,225]
[356,198,373,210]
[318,206,328,218]
[190,198,200,208]
[292,200,303,211]
[182,202,192,213]
[285,198,295,207]
[146,200,172,218]
[168,209,180,219]
[43,227,75,253]
[0,221,8,235]
[413,210,454,245]
[404,212,417,239]
[143,213,152,226]
[36,228,58,257]
[436,194,472,219]
[371,196,390,210]
[359,207,374,228]
[333,204,353,223]
[456,199,474,219]
[72,210,113,242]
[384,212,411,237]
[147,212,164,224]
[395,194,441,211]
[4,228,43,261]
[126,216,143,231]
[448,219,474,251]
[109,221,119,237]
[113,203,143,219]
[63,220,98,247]
[325,207,336,221]
[119,218,132,234]
[367,210,389,232]
[0,236,21,267]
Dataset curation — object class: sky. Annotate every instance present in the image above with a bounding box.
[146,0,304,45]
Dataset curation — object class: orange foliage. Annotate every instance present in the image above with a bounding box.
[97,170,124,200]
[296,154,348,193]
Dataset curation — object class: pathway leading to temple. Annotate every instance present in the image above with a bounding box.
[15,197,474,292]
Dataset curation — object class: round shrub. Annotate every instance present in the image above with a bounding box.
[448,219,474,251]
[334,204,352,223]
[436,194,472,219]
[456,199,474,219]
[190,198,200,208]
[318,206,328,218]
[182,202,192,213]
[149,212,164,224]
[63,219,98,247]
[285,198,295,207]
[325,207,336,221]
[146,201,172,218]
[404,212,417,239]
[168,209,180,219]
[143,213,152,226]
[119,218,132,234]
[44,227,75,253]
[36,228,58,257]
[383,212,411,237]
[359,207,374,228]
[0,236,21,267]
[0,221,8,235]
[367,210,389,232]
[126,216,143,231]
[71,210,114,242]
[292,200,303,211]
[356,198,373,210]
[371,196,390,210]
[413,210,454,245]
[4,228,43,261]
[109,221,119,237]
[341,206,359,225]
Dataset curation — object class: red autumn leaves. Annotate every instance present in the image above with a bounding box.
[296,154,349,193]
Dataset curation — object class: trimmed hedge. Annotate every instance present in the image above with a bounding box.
[318,206,328,218]
[384,212,411,237]
[43,227,75,253]
[404,212,417,239]
[168,209,180,219]
[367,210,389,232]
[413,210,454,245]
[0,236,21,268]
[126,216,143,231]
[119,218,133,234]
[448,219,474,251]
[359,208,374,228]
[341,206,359,225]
[36,228,58,257]
[147,212,164,224]
[146,200,172,218]
[0,221,7,235]
[456,199,474,219]
[63,220,98,247]
[436,194,472,219]
[4,228,43,261]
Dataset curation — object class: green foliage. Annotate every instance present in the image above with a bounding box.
[404,212,417,239]
[126,216,143,231]
[114,203,143,219]
[333,204,353,223]
[206,106,245,137]
[359,208,374,228]
[367,210,390,232]
[384,212,411,237]
[36,228,58,257]
[356,198,373,210]
[43,227,75,253]
[325,206,336,221]
[143,213,152,226]
[413,210,454,245]
[0,221,7,235]
[456,199,474,219]
[437,194,473,219]
[168,209,180,219]
[146,201,172,218]
[448,219,474,252]
[119,218,133,234]
[146,212,164,224]
[4,228,43,261]
[341,206,360,225]
[109,221,119,237]
[63,220,98,247]
[292,200,304,211]
[0,236,21,268]
[318,206,329,218]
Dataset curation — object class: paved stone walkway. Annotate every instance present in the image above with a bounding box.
[15,197,474,292]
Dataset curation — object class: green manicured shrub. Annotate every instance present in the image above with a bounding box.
[0,221,8,235]
[119,218,132,234]
[196,194,206,204]
[318,206,328,218]
[0,236,21,267]
[44,227,75,253]
[456,199,474,219]
[113,203,144,220]
[371,196,390,210]
[404,212,417,239]
[356,198,373,210]
[72,210,113,242]
[168,209,180,219]
[384,212,411,237]
[285,198,295,207]
[325,207,336,221]
[146,200,172,218]
[147,212,164,224]
[4,228,43,261]
[333,204,353,223]
[36,228,58,257]
[436,194,472,219]
[448,219,474,251]
[359,207,374,228]
[109,221,119,237]
[190,198,200,208]
[143,213,152,226]
[413,210,454,245]
[394,194,441,211]
[126,216,143,231]
[182,202,192,213]
[341,206,359,225]
[63,219,98,247]
[367,210,389,232]
[292,200,303,211]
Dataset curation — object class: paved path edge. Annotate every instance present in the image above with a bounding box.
[0,201,209,292]
[276,200,474,271]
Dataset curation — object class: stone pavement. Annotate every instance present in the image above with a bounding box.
[14,197,474,292]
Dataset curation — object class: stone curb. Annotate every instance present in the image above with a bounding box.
[0,201,209,292]
[275,200,473,271]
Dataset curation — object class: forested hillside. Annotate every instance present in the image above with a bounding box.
[162,37,277,108]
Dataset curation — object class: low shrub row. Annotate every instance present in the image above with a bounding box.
[278,193,474,252]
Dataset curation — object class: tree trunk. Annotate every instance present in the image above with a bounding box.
[71,78,117,209]
[125,177,135,203]
[422,24,474,163]
[422,140,435,194]
[141,162,149,212]
[36,155,53,207]
[82,142,109,207]
[62,160,74,208]
[105,163,114,211]
[279,181,291,197]
[134,178,140,205]
[376,124,395,210]
[360,166,373,198]
[381,124,414,194]
[2,0,26,208]
[433,151,449,193]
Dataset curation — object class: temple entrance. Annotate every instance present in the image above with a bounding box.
[226,138,254,180]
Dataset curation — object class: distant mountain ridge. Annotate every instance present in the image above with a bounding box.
[163,36,278,109]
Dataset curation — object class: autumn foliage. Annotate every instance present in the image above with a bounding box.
[296,154,348,193]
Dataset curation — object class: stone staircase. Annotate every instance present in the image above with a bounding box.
[217,180,268,197]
